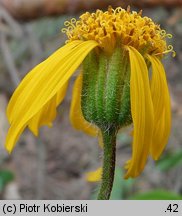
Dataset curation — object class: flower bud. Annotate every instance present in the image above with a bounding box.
[81,46,132,131]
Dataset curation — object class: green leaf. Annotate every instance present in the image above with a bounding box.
[117,132,131,145]
[90,167,134,200]
[129,190,182,200]
[0,170,14,192]
[110,167,123,200]
[157,150,182,171]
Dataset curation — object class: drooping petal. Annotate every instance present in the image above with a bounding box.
[5,40,98,153]
[28,81,68,136]
[125,46,154,178]
[146,55,171,160]
[7,41,81,123]
[70,73,98,136]
[86,167,102,182]
[28,95,57,136]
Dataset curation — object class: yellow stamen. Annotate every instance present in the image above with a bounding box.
[62,6,174,56]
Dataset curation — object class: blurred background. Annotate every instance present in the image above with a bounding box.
[0,0,182,200]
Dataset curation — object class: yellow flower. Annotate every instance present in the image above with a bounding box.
[86,167,103,182]
[5,6,174,179]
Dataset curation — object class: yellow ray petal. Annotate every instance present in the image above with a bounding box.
[28,81,68,136]
[7,41,81,123]
[5,40,98,153]
[125,46,154,179]
[146,55,171,160]
[28,97,56,136]
[70,73,98,136]
[86,167,102,182]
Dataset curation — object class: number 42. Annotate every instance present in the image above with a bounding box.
[166,204,178,213]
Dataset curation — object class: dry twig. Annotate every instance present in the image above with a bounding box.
[0,34,20,87]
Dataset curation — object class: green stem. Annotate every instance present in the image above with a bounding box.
[97,128,117,200]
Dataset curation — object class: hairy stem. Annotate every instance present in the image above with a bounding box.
[97,128,117,200]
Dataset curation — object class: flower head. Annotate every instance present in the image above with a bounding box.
[5,6,174,179]
[63,6,174,56]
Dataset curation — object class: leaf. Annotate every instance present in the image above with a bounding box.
[110,167,123,200]
[90,167,134,200]
[117,132,131,145]
[0,170,14,192]
[157,150,182,171]
[129,190,182,200]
